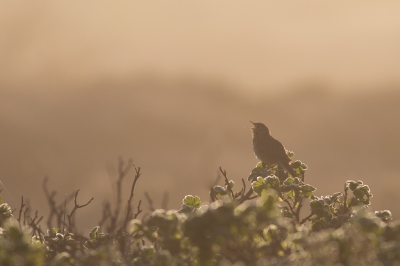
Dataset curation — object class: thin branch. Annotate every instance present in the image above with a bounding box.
[161,191,169,210]
[110,157,133,233]
[238,188,254,204]
[67,189,94,231]
[23,208,29,226]
[36,216,43,227]
[134,200,143,219]
[219,167,234,198]
[295,197,304,223]
[17,196,25,225]
[28,211,43,237]
[99,201,111,229]
[213,170,222,187]
[241,179,246,198]
[210,189,217,203]
[123,165,142,230]
[63,194,67,234]
[283,199,296,216]
[57,193,75,209]
[127,165,141,204]
[343,183,349,214]
[300,212,314,225]
[144,192,155,212]
[42,177,59,229]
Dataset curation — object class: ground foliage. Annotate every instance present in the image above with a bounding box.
[0,156,398,266]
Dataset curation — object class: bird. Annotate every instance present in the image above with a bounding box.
[250,121,297,177]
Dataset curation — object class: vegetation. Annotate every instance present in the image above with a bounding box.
[0,155,398,266]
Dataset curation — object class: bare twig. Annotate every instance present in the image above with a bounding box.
[144,192,155,212]
[295,197,304,223]
[134,200,143,219]
[210,189,217,203]
[241,179,246,198]
[99,201,111,229]
[28,211,43,237]
[42,177,76,229]
[23,208,29,226]
[42,177,59,229]
[161,191,169,210]
[17,196,25,225]
[109,157,133,233]
[63,194,67,234]
[219,167,234,198]
[213,170,222,187]
[343,183,349,214]
[238,188,254,204]
[283,198,296,216]
[300,212,314,225]
[67,189,94,231]
[122,165,142,231]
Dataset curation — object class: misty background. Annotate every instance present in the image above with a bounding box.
[1,1,400,232]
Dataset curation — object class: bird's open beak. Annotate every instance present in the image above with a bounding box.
[249,120,255,129]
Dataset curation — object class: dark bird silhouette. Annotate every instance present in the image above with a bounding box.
[250,121,297,177]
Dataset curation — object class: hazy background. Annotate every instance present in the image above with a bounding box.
[1,1,400,232]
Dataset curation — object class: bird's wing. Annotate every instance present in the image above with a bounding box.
[270,136,291,163]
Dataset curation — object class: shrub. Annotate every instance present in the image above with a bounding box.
[0,156,398,265]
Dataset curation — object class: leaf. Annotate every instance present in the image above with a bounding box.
[142,246,156,261]
[359,185,370,193]
[213,186,227,195]
[310,200,324,211]
[353,189,364,200]
[248,167,268,181]
[331,192,343,199]
[290,160,302,169]
[283,177,296,185]
[375,210,392,222]
[248,172,259,182]
[89,226,99,240]
[280,206,293,218]
[280,185,291,192]
[252,177,267,196]
[347,181,358,191]
[178,204,194,213]
[303,191,313,198]
[130,219,143,233]
[286,191,294,198]
[261,188,269,198]
[183,195,201,209]
[363,198,371,205]
[301,184,316,193]
[311,220,324,231]
[265,175,280,188]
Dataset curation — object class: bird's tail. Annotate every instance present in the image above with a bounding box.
[280,161,298,178]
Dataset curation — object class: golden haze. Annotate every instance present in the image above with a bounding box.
[1,1,400,231]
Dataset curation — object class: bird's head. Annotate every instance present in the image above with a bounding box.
[250,121,270,134]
